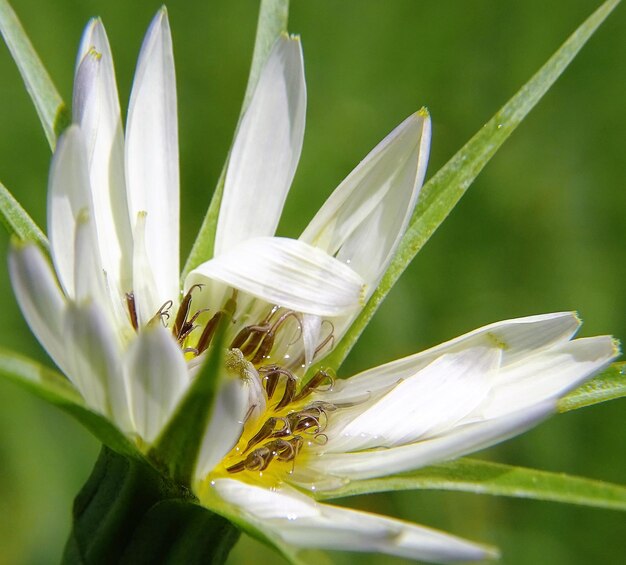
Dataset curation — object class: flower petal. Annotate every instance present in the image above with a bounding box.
[186,237,366,317]
[47,125,94,298]
[312,401,554,481]
[324,312,582,403]
[63,302,132,431]
[480,335,618,419]
[211,480,495,563]
[8,242,69,374]
[73,209,111,315]
[132,211,161,325]
[74,19,133,299]
[215,35,306,255]
[300,111,431,289]
[124,324,188,442]
[324,346,500,453]
[195,379,248,479]
[126,8,179,307]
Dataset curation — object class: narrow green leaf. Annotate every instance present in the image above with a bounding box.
[150,313,229,485]
[0,348,139,459]
[317,457,626,512]
[325,0,621,369]
[558,361,626,413]
[181,0,290,280]
[0,180,48,249]
[0,0,70,149]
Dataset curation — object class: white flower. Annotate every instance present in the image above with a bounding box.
[7,9,618,564]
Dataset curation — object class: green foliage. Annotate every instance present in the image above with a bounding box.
[0,0,69,150]
[62,446,239,565]
[0,181,48,249]
[320,457,626,512]
[0,348,140,458]
[325,0,622,370]
[150,316,228,485]
[559,361,626,412]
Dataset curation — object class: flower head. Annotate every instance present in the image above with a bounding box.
[8,9,619,563]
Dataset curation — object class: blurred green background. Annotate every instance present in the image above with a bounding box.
[1,0,625,563]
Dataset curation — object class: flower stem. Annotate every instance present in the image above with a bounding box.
[62,446,239,565]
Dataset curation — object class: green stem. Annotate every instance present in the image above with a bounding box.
[62,447,239,565]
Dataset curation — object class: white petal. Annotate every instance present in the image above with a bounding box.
[195,379,248,479]
[480,335,618,419]
[301,313,322,367]
[74,19,133,299]
[300,111,431,289]
[132,211,161,325]
[125,324,188,442]
[63,302,132,431]
[47,125,95,298]
[313,401,554,481]
[212,480,495,563]
[186,237,366,317]
[325,312,582,403]
[325,346,500,453]
[8,243,69,374]
[126,8,179,307]
[215,35,306,255]
[73,209,108,307]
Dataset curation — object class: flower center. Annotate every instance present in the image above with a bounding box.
[126,284,340,485]
[214,365,336,486]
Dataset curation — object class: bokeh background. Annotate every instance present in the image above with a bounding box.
[0,0,625,563]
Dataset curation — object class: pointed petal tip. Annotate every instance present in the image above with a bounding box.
[611,338,622,357]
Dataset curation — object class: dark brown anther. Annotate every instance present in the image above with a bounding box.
[248,447,273,471]
[293,369,335,402]
[264,439,296,462]
[275,372,297,410]
[258,365,296,401]
[230,324,269,352]
[225,460,247,474]
[226,446,273,473]
[244,417,289,452]
[125,292,138,331]
[173,284,205,341]
[251,330,276,365]
[287,412,322,435]
[196,312,223,354]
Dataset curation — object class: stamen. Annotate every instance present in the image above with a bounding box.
[173,284,203,338]
[196,312,223,354]
[126,292,138,331]
[149,300,174,327]
[258,365,294,399]
[314,320,335,357]
[293,369,335,402]
[244,417,290,452]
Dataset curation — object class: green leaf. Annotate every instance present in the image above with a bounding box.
[317,457,626,512]
[0,180,49,249]
[0,0,70,149]
[0,348,139,459]
[181,0,290,280]
[558,361,626,413]
[150,312,229,485]
[325,0,621,369]
[62,446,239,565]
